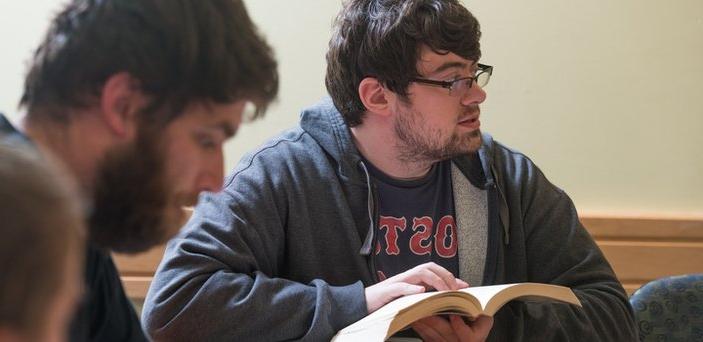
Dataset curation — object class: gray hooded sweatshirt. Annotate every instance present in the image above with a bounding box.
[142,98,637,341]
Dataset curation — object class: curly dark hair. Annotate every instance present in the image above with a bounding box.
[21,0,278,123]
[325,0,481,127]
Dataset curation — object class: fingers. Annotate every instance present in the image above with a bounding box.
[449,315,493,342]
[412,315,494,342]
[417,262,461,290]
[365,282,425,313]
[449,315,473,340]
[416,268,451,291]
[396,262,467,291]
[468,315,494,340]
[365,262,469,314]
[412,317,455,342]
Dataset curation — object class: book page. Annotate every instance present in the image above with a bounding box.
[461,283,581,316]
[338,291,441,334]
[332,320,394,342]
[458,284,516,312]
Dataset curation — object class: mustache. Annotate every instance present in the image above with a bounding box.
[458,106,480,122]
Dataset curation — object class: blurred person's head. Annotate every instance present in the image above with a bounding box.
[20,0,278,253]
[0,145,84,342]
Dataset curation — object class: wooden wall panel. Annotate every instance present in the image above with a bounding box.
[581,215,703,295]
[113,244,167,276]
[115,215,703,299]
[597,241,703,293]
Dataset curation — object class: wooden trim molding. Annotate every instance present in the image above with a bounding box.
[580,215,703,294]
[580,215,703,241]
[115,215,703,299]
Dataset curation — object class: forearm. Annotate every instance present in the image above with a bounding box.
[489,281,636,341]
[142,192,369,340]
[143,269,368,341]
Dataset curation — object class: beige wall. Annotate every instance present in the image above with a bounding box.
[2,0,701,216]
[0,0,59,123]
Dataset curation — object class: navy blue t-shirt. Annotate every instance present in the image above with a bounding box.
[365,158,459,281]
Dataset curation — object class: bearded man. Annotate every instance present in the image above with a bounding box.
[0,0,277,340]
[143,0,637,341]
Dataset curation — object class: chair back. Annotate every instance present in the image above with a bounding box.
[629,274,703,341]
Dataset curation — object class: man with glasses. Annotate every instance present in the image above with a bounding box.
[143,0,637,341]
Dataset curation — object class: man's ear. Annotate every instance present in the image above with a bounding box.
[99,72,145,139]
[358,77,393,118]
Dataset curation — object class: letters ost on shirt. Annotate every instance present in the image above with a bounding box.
[375,215,457,281]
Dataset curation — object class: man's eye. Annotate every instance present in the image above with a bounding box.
[452,77,470,85]
[197,135,217,150]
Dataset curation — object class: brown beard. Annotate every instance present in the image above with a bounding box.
[87,126,184,254]
[394,107,482,163]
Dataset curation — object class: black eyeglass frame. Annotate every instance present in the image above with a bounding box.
[410,63,493,93]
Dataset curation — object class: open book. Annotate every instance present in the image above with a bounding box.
[332,283,581,341]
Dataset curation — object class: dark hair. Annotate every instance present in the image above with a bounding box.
[21,0,278,123]
[0,144,84,336]
[325,0,481,127]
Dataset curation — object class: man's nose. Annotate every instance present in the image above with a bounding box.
[462,82,487,105]
[196,157,225,193]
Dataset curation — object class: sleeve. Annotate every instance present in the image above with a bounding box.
[489,154,638,341]
[140,157,367,341]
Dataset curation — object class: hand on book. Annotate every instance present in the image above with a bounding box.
[364,262,469,313]
[411,315,493,342]
[335,283,580,341]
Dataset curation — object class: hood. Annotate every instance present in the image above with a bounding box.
[299,97,367,185]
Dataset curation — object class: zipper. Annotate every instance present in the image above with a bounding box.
[358,161,380,283]
[489,164,510,245]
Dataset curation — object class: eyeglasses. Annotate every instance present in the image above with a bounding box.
[410,63,493,97]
